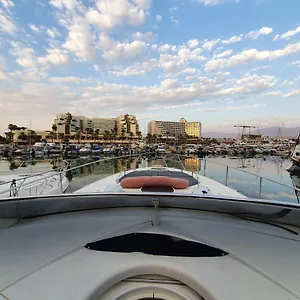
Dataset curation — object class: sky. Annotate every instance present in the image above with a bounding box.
[0,0,300,135]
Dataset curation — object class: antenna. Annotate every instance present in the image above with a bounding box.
[276,123,284,140]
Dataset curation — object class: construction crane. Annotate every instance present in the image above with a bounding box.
[234,125,257,141]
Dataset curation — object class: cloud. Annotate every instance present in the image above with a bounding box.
[0,0,14,8]
[263,90,300,98]
[161,78,181,88]
[132,31,156,42]
[213,49,232,59]
[0,7,18,35]
[86,0,150,30]
[159,47,205,73]
[193,0,241,5]
[193,0,221,5]
[187,39,199,48]
[274,26,300,41]
[205,42,300,71]
[0,56,6,70]
[10,42,39,69]
[28,24,40,33]
[49,0,79,11]
[170,6,179,25]
[196,104,266,112]
[156,14,162,22]
[0,70,277,133]
[47,27,61,39]
[49,76,92,84]
[63,17,96,61]
[222,35,242,44]
[110,66,146,77]
[38,48,69,66]
[0,71,11,81]
[158,44,177,52]
[246,27,273,40]
[100,37,148,63]
[202,39,220,51]
[291,60,300,67]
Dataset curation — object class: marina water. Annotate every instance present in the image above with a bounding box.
[0,155,299,203]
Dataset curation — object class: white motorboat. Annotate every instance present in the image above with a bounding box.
[1,191,300,299]
[185,144,198,155]
[254,147,264,154]
[291,144,300,167]
[103,145,115,154]
[156,144,166,154]
[79,146,91,155]
[0,161,70,198]
[75,165,245,198]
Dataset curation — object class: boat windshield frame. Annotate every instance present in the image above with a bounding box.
[1,192,300,228]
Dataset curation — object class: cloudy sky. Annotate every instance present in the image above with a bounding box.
[0,0,300,135]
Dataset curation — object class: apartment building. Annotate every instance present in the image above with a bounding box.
[53,114,139,137]
[116,114,139,137]
[92,118,116,134]
[148,118,201,138]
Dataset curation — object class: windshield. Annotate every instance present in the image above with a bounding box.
[0,0,300,202]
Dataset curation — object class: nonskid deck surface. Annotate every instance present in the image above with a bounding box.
[119,169,198,186]
[1,204,300,300]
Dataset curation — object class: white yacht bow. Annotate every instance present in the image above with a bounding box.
[0,193,300,300]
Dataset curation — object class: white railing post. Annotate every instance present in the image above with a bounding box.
[259,177,263,199]
[225,166,229,186]
[203,159,207,176]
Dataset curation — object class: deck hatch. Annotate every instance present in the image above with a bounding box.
[85,233,228,257]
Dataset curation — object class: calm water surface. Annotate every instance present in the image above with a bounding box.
[0,155,298,203]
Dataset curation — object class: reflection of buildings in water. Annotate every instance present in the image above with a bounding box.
[151,160,165,167]
[114,158,137,173]
[164,160,182,169]
[127,159,137,170]
[184,157,201,172]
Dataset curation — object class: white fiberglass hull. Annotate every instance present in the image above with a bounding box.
[0,172,69,198]
[75,166,245,198]
[1,193,300,300]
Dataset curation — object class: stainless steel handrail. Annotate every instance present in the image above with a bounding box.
[200,158,300,193]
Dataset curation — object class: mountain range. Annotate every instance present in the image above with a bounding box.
[202,127,300,139]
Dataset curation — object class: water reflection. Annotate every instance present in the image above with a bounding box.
[1,155,299,203]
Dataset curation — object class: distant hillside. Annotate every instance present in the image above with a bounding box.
[203,127,300,139]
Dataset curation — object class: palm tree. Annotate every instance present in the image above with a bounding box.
[74,130,81,144]
[58,133,65,144]
[52,124,58,140]
[18,132,28,144]
[8,124,19,144]
[158,134,162,143]
[113,123,118,140]
[137,131,142,140]
[94,129,100,141]
[64,112,72,139]
[166,131,170,144]
[110,129,116,144]
[146,133,152,144]
[46,132,55,143]
[121,128,126,140]
[152,134,157,144]
[129,131,134,141]
[86,128,93,140]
